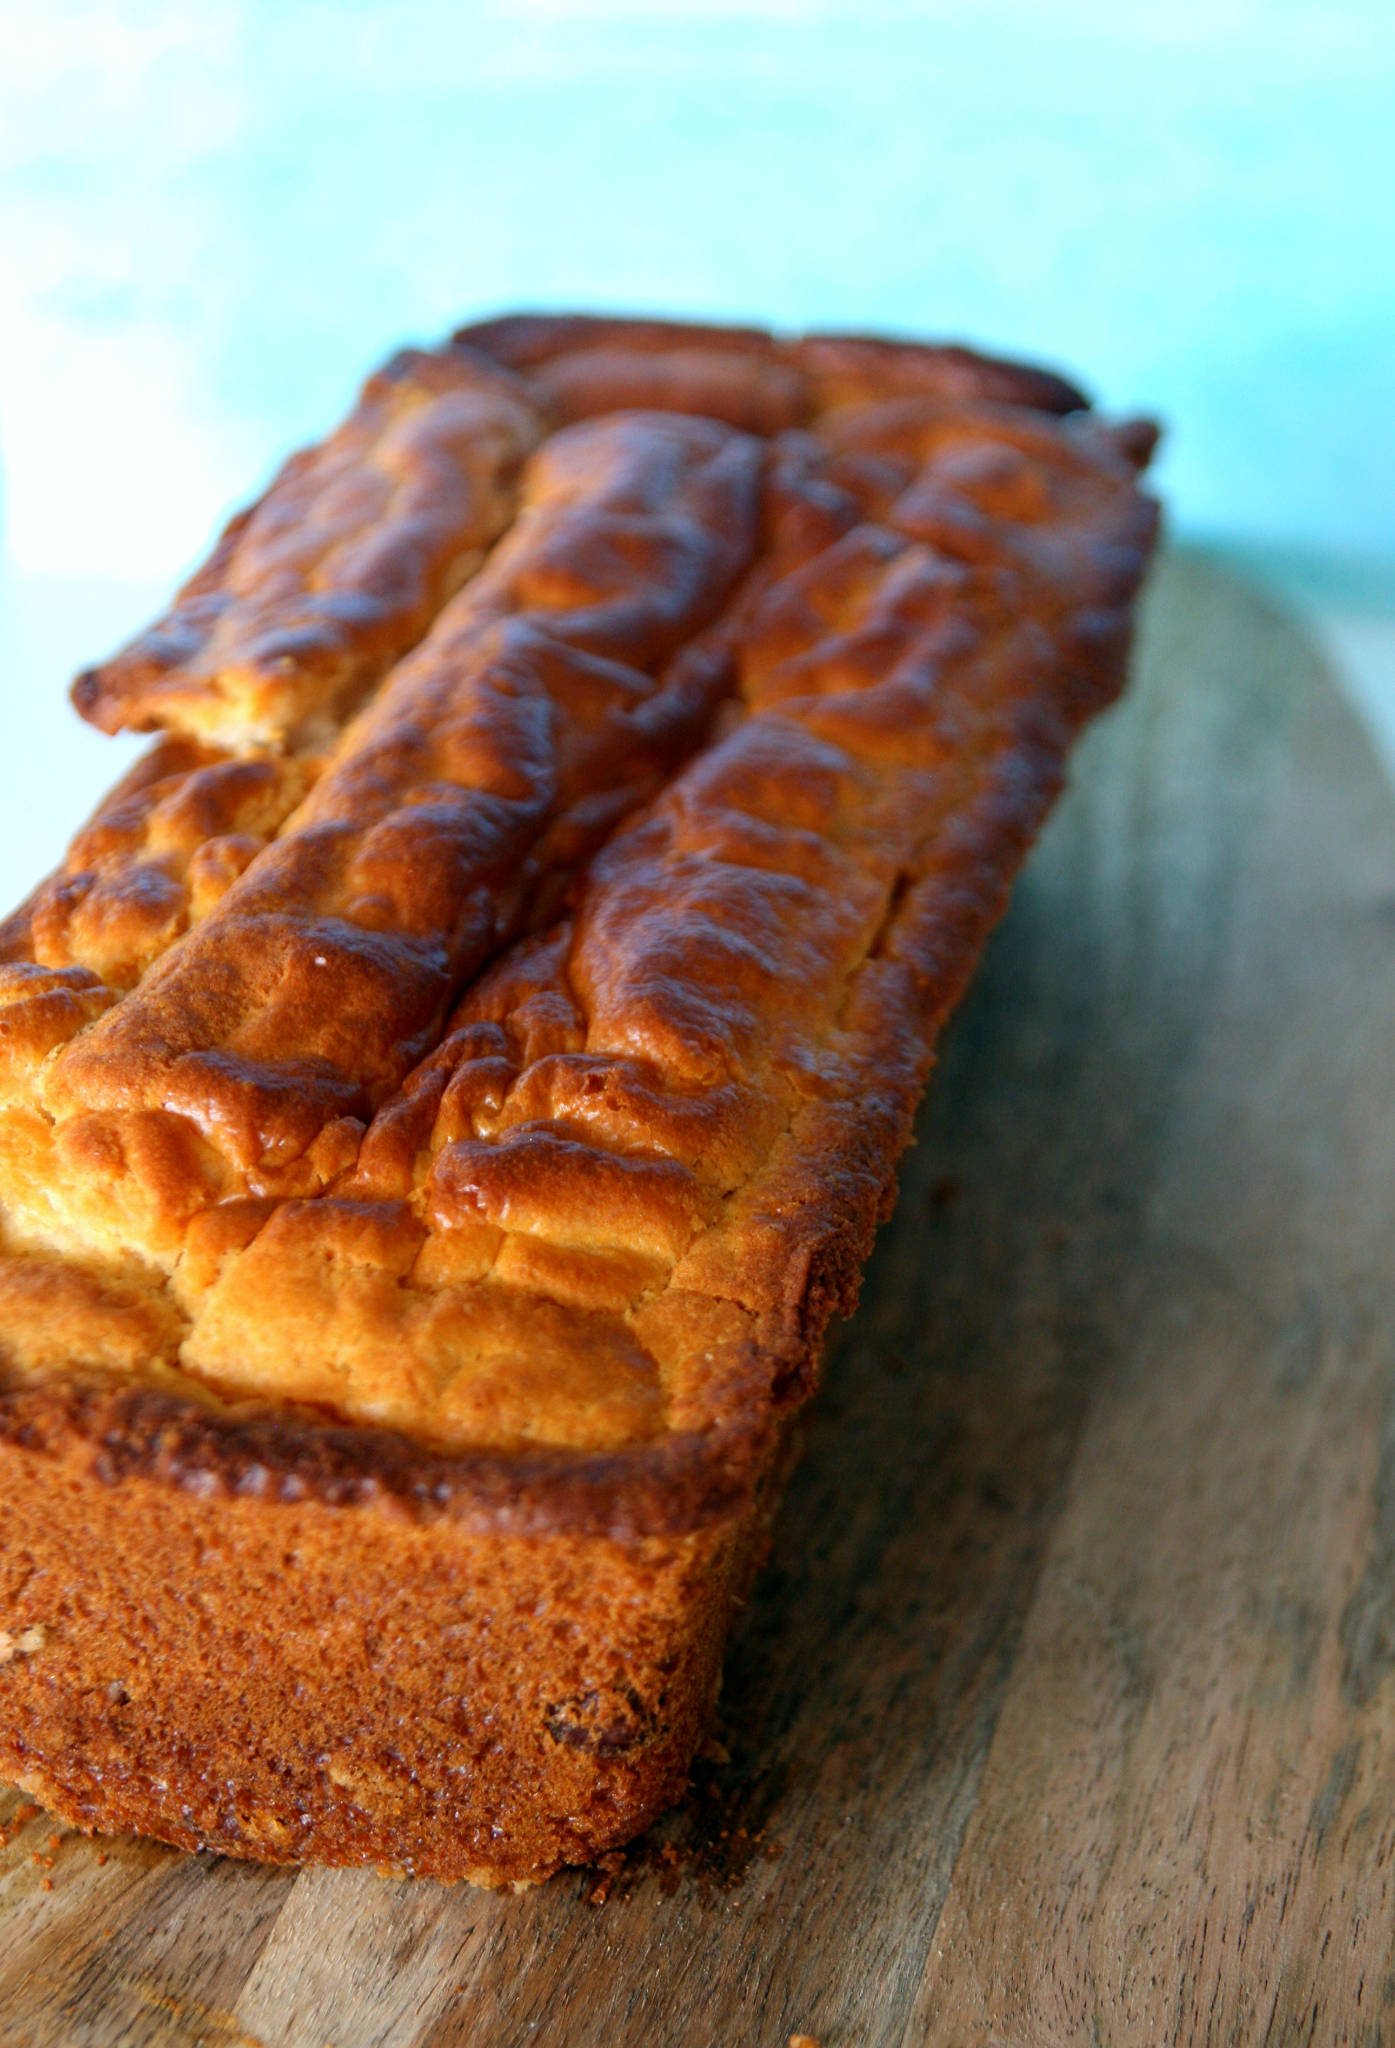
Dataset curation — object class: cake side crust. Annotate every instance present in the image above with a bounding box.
[0,1420,786,1885]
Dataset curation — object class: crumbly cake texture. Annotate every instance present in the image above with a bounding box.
[0,314,1159,1884]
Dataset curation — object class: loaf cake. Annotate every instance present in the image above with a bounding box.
[0,313,1159,1885]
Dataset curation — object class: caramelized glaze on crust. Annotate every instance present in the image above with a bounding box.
[72,349,543,750]
[33,413,765,1267]
[0,313,1158,1885]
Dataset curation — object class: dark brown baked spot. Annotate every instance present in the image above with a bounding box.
[544,1686,655,1755]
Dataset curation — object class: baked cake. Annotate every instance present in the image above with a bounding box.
[0,313,1159,1884]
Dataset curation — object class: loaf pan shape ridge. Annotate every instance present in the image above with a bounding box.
[0,313,1159,1886]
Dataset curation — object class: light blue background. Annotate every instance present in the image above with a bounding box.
[1,0,1392,892]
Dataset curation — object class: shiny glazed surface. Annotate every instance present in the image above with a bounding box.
[0,316,1158,1463]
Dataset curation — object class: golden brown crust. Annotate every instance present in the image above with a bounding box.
[14,414,766,1268]
[532,347,811,436]
[71,349,543,750]
[453,312,785,370]
[453,310,1092,417]
[0,312,1158,1884]
[4,737,318,990]
[793,330,1092,417]
[0,1392,773,1884]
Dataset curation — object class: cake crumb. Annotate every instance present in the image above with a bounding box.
[789,2034,820,2047]
[0,1625,46,1666]
[586,1851,626,1905]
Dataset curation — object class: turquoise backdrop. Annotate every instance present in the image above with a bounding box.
[0,0,1391,890]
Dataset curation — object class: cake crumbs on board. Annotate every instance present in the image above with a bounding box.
[582,1743,784,1906]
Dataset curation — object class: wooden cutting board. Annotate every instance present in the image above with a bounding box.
[3,551,1392,2047]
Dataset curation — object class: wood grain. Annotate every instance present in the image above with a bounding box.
[3,550,1392,2047]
